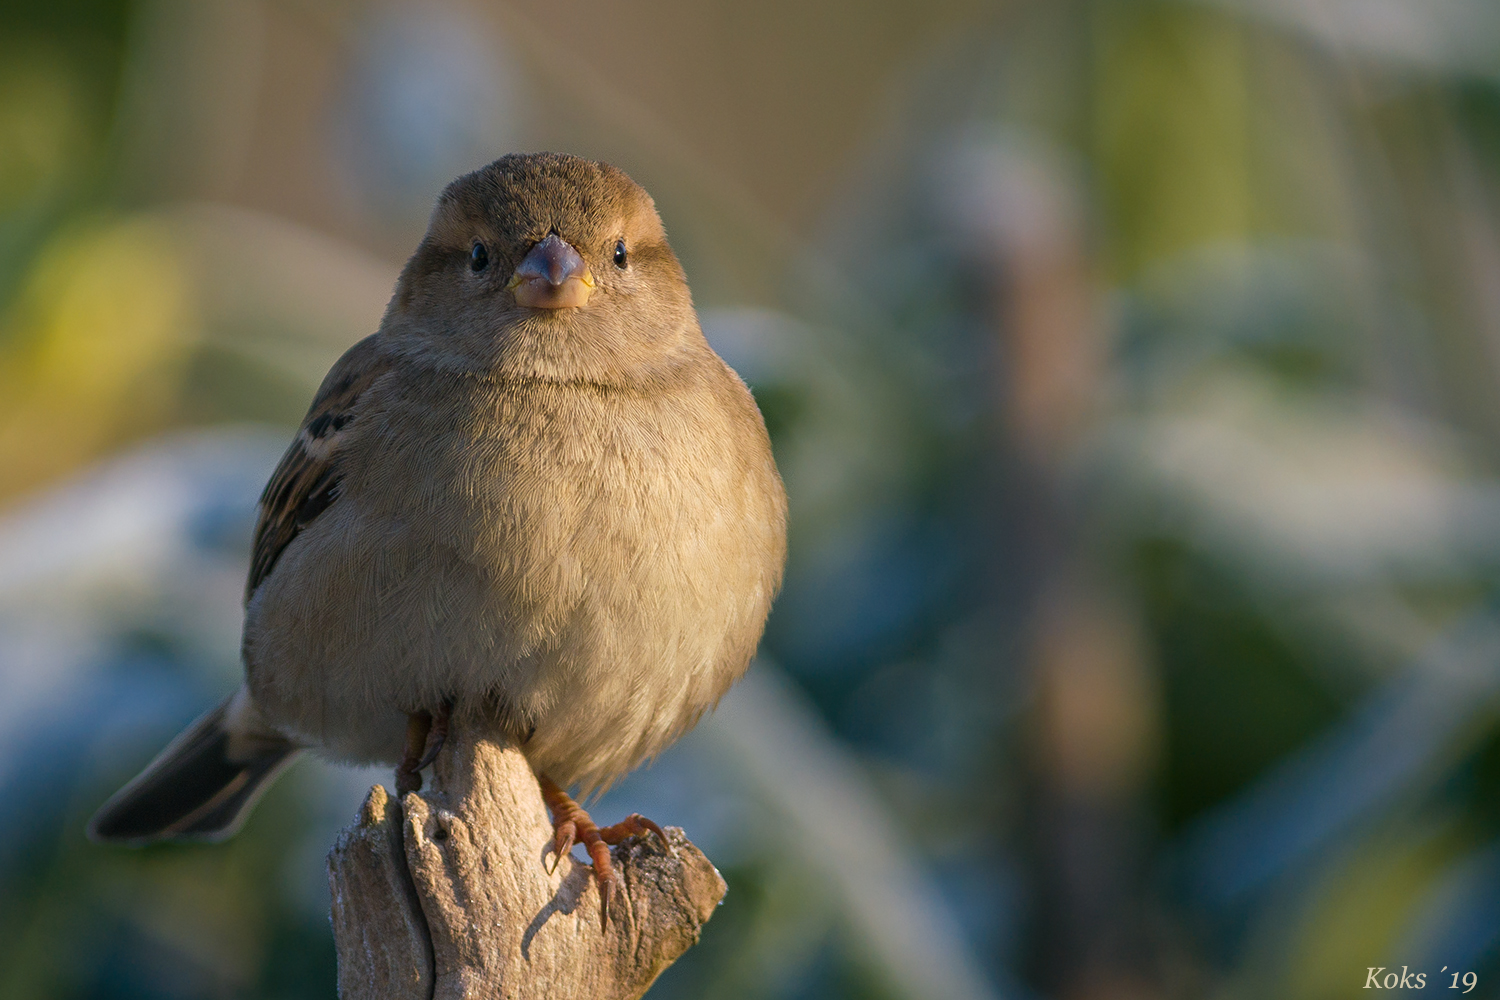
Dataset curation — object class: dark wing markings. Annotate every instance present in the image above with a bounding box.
[244,335,391,602]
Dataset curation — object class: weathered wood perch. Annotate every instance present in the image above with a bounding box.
[327,726,727,999]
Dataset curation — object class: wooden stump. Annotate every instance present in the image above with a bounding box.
[327,727,727,1000]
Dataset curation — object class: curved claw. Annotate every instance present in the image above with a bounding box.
[586,837,616,928]
[415,741,443,771]
[599,813,675,857]
[415,700,452,770]
[637,815,672,856]
[548,821,576,874]
[598,870,613,930]
[395,710,432,795]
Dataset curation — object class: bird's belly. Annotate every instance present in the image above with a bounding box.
[242,421,778,785]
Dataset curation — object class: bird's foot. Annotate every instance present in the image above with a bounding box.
[598,813,673,855]
[394,701,452,795]
[538,776,672,930]
[416,699,453,770]
[395,711,431,795]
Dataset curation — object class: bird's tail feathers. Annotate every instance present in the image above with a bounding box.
[88,691,300,844]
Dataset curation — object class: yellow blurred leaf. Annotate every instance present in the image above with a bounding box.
[0,216,197,503]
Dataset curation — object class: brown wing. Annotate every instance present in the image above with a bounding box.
[245,334,392,602]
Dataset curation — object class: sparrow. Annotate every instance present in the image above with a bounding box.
[89,153,788,923]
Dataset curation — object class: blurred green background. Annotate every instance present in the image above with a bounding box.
[4,1,1500,998]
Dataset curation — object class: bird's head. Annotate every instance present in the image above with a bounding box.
[387,152,700,383]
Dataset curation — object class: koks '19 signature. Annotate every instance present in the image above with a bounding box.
[1365,967,1477,992]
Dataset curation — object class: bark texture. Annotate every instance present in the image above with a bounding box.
[328,727,726,1000]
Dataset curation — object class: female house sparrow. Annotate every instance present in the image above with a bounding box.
[90,153,788,918]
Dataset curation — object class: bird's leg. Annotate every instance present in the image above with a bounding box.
[415,698,453,770]
[537,776,675,928]
[538,775,624,930]
[395,711,432,795]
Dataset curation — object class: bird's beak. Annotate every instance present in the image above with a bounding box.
[507,234,595,309]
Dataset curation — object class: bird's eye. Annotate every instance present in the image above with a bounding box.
[613,240,628,269]
[469,241,489,272]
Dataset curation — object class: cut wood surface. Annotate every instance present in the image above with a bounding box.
[327,727,727,1000]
